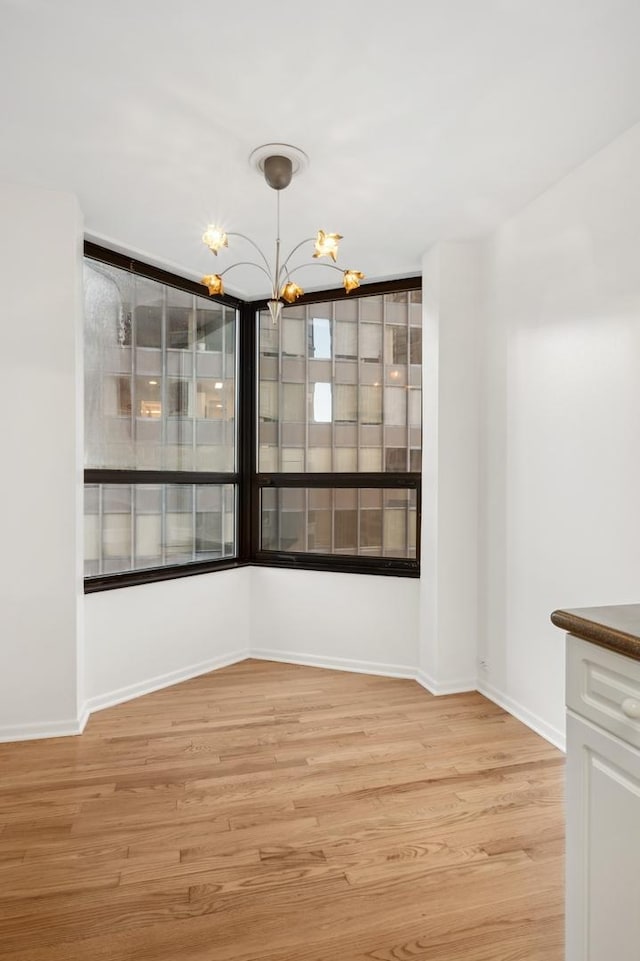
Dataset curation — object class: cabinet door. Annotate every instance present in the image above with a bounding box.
[566,711,640,961]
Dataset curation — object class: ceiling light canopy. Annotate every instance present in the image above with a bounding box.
[200,143,364,321]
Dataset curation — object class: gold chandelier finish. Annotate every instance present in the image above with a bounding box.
[200,147,364,319]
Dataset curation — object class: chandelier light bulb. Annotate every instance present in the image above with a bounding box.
[343,269,365,293]
[313,230,343,262]
[202,274,224,296]
[202,225,228,254]
[281,281,304,303]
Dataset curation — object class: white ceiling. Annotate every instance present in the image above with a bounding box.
[2,0,640,298]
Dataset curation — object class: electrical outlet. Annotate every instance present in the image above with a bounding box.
[478,657,489,673]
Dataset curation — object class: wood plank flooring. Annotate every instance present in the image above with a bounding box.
[0,659,565,960]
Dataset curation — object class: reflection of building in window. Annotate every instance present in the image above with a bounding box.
[309,317,331,359]
[83,256,238,579]
[260,487,418,559]
[258,291,421,475]
[85,258,237,473]
[313,383,332,423]
[136,378,162,418]
[196,380,228,419]
[257,287,421,562]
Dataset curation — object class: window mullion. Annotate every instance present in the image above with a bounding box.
[131,274,138,463]
[98,483,104,576]
[131,484,136,572]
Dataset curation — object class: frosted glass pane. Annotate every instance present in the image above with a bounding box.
[84,258,237,472]
[135,277,163,348]
[167,287,194,349]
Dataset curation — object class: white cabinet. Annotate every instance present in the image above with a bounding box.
[565,635,640,961]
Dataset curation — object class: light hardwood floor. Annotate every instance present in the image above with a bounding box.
[0,659,564,960]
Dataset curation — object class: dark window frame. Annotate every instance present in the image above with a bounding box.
[83,242,421,591]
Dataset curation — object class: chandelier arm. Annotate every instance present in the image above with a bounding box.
[226,233,272,276]
[278,238,317,281]
[218,261,274,283]
[283,261,344,281]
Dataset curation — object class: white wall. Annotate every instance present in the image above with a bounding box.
[0,182,84,740]
[0,178,419,741]
[250,567,419,675]
[84,566,418,714]
[84,567,251,710]
[478,121,640,747]
[11,122,640,748]
[419,242,481,693]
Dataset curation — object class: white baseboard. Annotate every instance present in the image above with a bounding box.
[415,669,477,696]
[84,648,250,715]
[0,650,250,743]
[477,679,566,752]
[77,703,90,735]
[0,651,566,754]
[251,648,416,679]
[0,714,87,743]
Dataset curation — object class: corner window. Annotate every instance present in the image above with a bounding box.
[83,243,421,589]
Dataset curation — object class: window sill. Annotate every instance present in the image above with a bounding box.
[84,557,248,593]
[84,554,420,592]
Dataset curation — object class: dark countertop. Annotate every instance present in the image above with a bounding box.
[551,604,640,662]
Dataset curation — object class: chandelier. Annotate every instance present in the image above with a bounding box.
[200,143,364,323]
